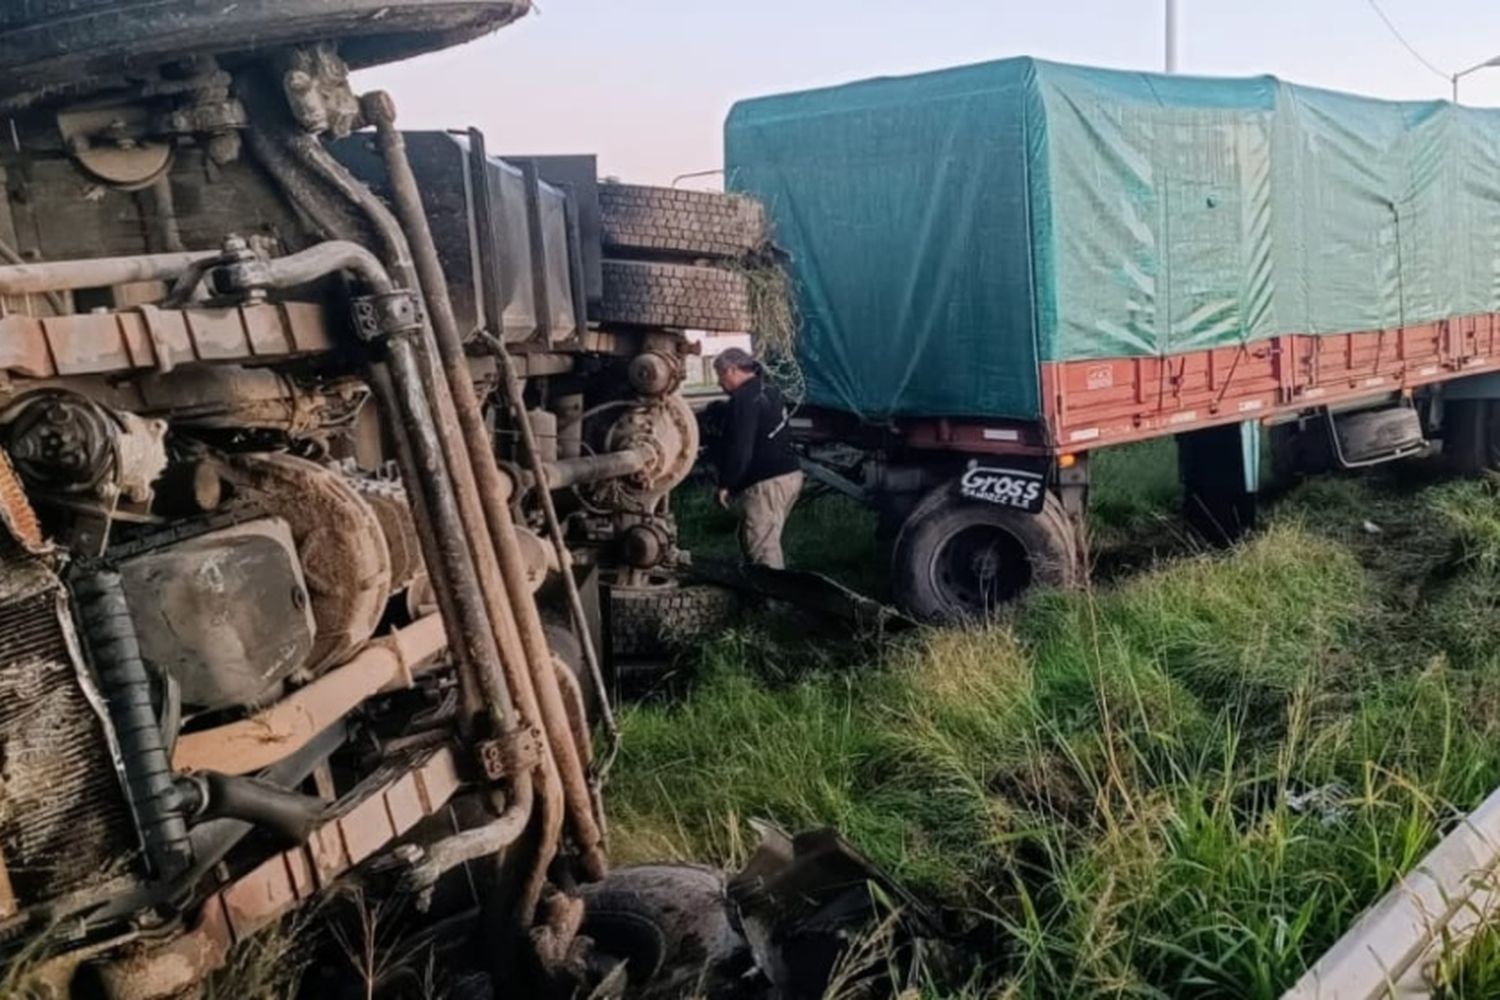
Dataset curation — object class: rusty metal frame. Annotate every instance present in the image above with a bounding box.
[0,301,334,379]
[94,747,465,1000]
[171,615,447,775]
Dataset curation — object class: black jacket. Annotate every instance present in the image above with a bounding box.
[717,376,800,493]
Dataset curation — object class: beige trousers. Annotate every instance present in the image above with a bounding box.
[739,471,804,569]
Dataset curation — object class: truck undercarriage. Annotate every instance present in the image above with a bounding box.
[0,2,766,994]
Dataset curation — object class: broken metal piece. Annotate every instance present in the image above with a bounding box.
[691,560,916,634]
[729,824,945,1000]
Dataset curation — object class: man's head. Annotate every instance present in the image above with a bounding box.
[713,348,759,393]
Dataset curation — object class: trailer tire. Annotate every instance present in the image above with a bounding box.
[598,260,753,332]
[599,184,768,259]
[892,487,1079,623]
[608,581,740,658]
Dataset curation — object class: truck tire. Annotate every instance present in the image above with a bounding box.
[598,260,754,332]
[0,1,528,107]
[579,865,750,997]
[599,184,768,259]
[891,487,1080,623]
[608,581,740,658]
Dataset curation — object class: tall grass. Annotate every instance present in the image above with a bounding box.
[612,472,1500,996]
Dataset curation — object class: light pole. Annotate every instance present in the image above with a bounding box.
[1453,55,1500,103]
[1165,0,1179,73]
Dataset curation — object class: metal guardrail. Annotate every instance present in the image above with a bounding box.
[1284,785,1500,999]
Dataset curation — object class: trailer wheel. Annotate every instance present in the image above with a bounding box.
[891,488,1079,623]
[598,260,754,332]
[599,184,769,259]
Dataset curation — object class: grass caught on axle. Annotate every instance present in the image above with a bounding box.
[614,446,1500,997]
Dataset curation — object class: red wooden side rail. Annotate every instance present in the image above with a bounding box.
[791,314,1500,459]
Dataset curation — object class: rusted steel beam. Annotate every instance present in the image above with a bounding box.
[172,615,447,775]
[94,748,466,1000]
[0,302,334,378]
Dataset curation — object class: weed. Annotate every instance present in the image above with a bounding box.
[614,468,1500,996]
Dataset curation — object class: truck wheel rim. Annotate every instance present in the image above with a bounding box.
[929,524,1031,619]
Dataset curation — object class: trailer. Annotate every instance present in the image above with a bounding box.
[727,57,1500,622]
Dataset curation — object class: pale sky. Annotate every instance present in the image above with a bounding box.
[358,1,1500,187]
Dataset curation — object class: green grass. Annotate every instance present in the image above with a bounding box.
[613,463,1500,997]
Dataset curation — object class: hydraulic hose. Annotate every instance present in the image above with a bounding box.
[177,772,324,845]
[72,569,194,880]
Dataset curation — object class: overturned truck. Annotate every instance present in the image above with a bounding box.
[0,2,767,995]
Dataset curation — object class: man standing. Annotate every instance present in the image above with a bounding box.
[712,349,803,569]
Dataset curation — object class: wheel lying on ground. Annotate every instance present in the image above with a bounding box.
[599,184,769,259]
[579,864,751,998]
[608,580,740,658]
[598,260,753,332]
[891,487,1080,623]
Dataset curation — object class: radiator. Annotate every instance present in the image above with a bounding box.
[0,555,136,910]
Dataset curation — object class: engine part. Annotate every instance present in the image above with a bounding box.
[118,517,317,712]
[72,569,193,881]
[626,351,682,398]
[57,102,175,191]
[227,454,392,675]
[178,772,324,844]
[331,128,580,342]
[0,556,137,914]
[621,522,672,569]
[395,782,532,902]
[281,43,363,138]
[347,472,425,593]
[598,394,699,510]
[1,391,168,504]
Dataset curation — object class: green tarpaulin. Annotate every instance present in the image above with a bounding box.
[725,57,1500,422]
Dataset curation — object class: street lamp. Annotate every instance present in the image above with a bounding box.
[1165,0,1179,74]
[1453,55,1500,103]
